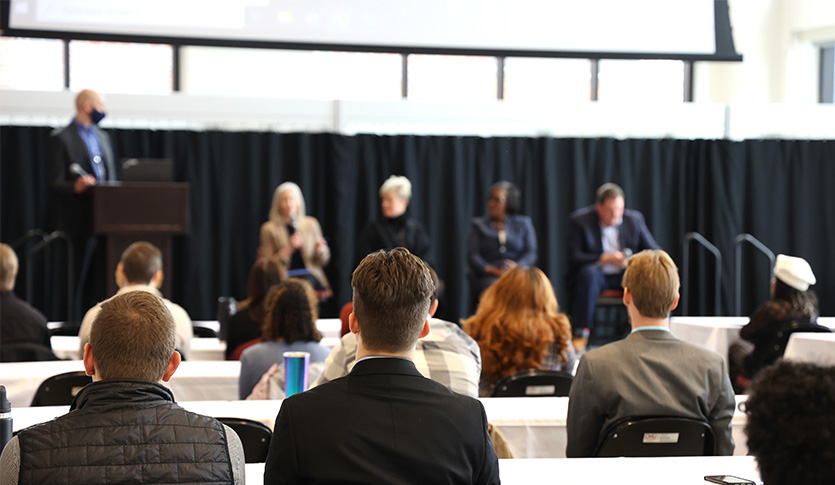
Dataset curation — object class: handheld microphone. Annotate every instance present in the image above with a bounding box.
[291,216,299,231]
[69,163,89,177]
[623,248,633,258]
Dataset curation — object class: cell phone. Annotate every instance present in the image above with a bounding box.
[704,475,756,484]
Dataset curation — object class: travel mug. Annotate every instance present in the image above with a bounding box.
[283,351,310,397]
[0,386,12,453]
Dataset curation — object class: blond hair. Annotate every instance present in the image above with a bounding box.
[462,267,572,384]
[0,243,18,292]
[269,182,307,222]
[91,291,175,381]
[622,249,680,319]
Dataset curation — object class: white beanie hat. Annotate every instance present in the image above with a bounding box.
[773,254,816,292]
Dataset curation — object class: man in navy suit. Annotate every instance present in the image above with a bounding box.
[47,89,117,319]
[264,248,500,484]
[566,183,660,343]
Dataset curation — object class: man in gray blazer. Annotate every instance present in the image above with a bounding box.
[566,249,735,457]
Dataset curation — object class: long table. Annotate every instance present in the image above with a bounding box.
[48,318,344,361]
[784,332,835,366]
[670,315,835,357]
[11,395,751,459]
[2,360,241,407]
[242,456,761,484]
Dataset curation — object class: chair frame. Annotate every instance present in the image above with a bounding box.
[594,416,715,457]
[217,417,273,463]
[30,370,92,407]
[492,369,573,397]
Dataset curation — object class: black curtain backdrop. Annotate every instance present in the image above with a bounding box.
[2,125,834,324]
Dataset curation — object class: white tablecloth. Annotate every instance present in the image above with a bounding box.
[243,456,760,484]
[670,316,835,359]
[784,332,835,366]
[669,317,749,356]
[12,395,751,459]
[48,318,344,361]
[2,360,241,408]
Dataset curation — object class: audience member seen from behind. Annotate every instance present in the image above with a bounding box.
[264,248,500,484]
[225,258,282,359]
[259,182,331,298]
[238,278,330,399]
[77,241,194,360]
[0,243,54,358]
[0,291,245,484]
[565,183,660,346]
[745,360,835,485]
[313,265,482,398]
[467,181,538,299]
[566,250,735,457]
[463,266,575,397]
[730,254,818,392]
[355,175,432,265]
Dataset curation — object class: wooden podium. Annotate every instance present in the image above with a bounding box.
[92,183,189,297]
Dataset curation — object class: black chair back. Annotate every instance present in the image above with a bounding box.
[492,369,573,397]
[745,318,831,378]
[30,371,91,406]
[0,343,59,362]
[218,417,272,463]
[594,416,715,457]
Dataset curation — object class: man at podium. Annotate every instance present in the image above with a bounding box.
[47,89,117,320]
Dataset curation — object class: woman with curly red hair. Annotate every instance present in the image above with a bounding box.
[463,266,576,396]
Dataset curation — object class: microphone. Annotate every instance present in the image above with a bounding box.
[623,248,633,258]
[291,216,299,231]
[69,163,89,177]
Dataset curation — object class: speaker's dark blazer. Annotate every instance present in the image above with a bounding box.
[264,357,501,485]
[46,121,116,237]
[565,205,660,280]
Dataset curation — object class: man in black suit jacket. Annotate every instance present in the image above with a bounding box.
[46,89,117,319]
[264,248,500,484]
[566,183,660,341]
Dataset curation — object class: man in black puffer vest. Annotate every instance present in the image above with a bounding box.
[1,291,245,484]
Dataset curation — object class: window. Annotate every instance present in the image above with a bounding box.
[0,37,64,91]
[407,55,498,102]
[597,59,684,103]
[181,47,402,101]
[503,57,591,102]
[69,41,173,95]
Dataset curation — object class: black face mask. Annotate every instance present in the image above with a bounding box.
[90,109,106,124]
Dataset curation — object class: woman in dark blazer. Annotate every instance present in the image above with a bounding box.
[467,181,537,299]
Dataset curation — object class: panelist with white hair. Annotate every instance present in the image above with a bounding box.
[259,181,331,297]
[355,175,432,264]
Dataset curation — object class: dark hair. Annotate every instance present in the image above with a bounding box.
[772,278,818,319]
[352,248,434,353]
[490,181,521,215]
[120,241,162,284]
[242,258,283,324]
[91,291,175,381]
[596,183,624,205]
[262,278,321,344]
[745,361,835,485]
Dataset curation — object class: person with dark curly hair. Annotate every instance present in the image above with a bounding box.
[467,181,538,300]
[237,278,330,399]
[745,360,835,485]
[729,254,818,391]
[463,266,575,396]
